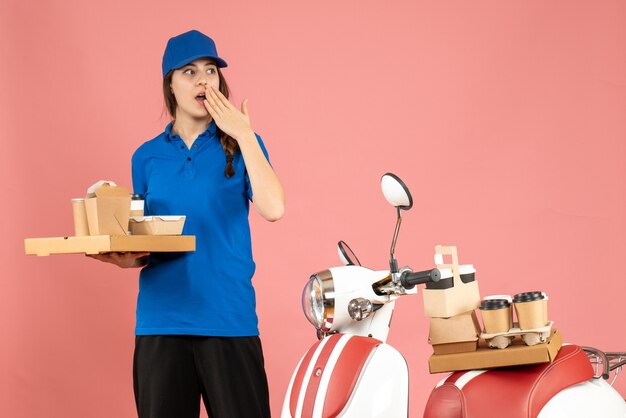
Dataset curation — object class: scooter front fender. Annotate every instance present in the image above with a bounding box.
[282,333,408,418]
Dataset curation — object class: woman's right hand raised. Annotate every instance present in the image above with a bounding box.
[86,252,149,268]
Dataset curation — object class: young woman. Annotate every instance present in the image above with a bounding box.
[90,29,284,418]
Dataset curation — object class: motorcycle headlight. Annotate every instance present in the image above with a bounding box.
[301,269,335,331]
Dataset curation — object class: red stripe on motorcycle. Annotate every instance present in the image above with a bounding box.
[290,337,326,417]
[300,334,343,418]
[322,336,382,417]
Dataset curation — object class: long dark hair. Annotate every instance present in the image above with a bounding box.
[162,67,238,178]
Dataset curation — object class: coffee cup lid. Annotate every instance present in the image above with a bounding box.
[438,268,453,278]
[459,264,475,275]
[484,294,512,303]
[513,291,544,303]
[480,298,510,310]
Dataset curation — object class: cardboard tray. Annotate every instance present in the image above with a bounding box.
[24,235,195,256]
[428,329,563,374]
[481,321,553,341]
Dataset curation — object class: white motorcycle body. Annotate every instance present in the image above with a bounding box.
[538,378,626,417]
[285,265,626,418]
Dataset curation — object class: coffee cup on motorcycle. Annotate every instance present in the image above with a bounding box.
[426,264,476,289]
[459,264,476,283]
[484,294,513,303]
[513,291,548,330]
[480,299,512,334]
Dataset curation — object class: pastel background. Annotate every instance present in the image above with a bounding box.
[2,0,625,417]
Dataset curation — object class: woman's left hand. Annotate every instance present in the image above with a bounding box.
[203,86,253,142]
[204,87,284,222]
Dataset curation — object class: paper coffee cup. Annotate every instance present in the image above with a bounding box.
[459,264,476,283]
[130,194,144,217]
[513,291,548,330]
[480,299,512,334]
[71,198,89,236]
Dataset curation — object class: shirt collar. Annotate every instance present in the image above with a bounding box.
[165,121,217,141]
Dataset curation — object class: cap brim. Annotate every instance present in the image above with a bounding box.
[169,53,228,72]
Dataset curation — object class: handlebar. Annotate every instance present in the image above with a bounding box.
[400,268,441,289]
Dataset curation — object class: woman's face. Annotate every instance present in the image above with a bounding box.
[170,58,220,119]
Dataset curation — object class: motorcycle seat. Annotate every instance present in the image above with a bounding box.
[423,344,594,418]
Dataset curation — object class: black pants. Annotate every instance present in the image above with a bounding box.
[133,335,271,418]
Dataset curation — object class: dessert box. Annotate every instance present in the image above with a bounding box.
[129,216,186,236]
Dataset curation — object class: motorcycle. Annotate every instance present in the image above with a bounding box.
[281,173,626,417]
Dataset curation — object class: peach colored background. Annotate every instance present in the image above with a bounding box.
[2,0,625,417]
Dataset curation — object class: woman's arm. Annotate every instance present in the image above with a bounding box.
[237,131,285,221]
[204,86,285,222]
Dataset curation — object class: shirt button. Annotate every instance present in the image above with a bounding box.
[194,144,197,148]
[180,145,184,149]
[187,157,191,161]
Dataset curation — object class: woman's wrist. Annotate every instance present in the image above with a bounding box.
[233,129,256,147]
[133,256,149,268]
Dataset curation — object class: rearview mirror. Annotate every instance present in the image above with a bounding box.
[381,173,413,210]
[337,240,361,266]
